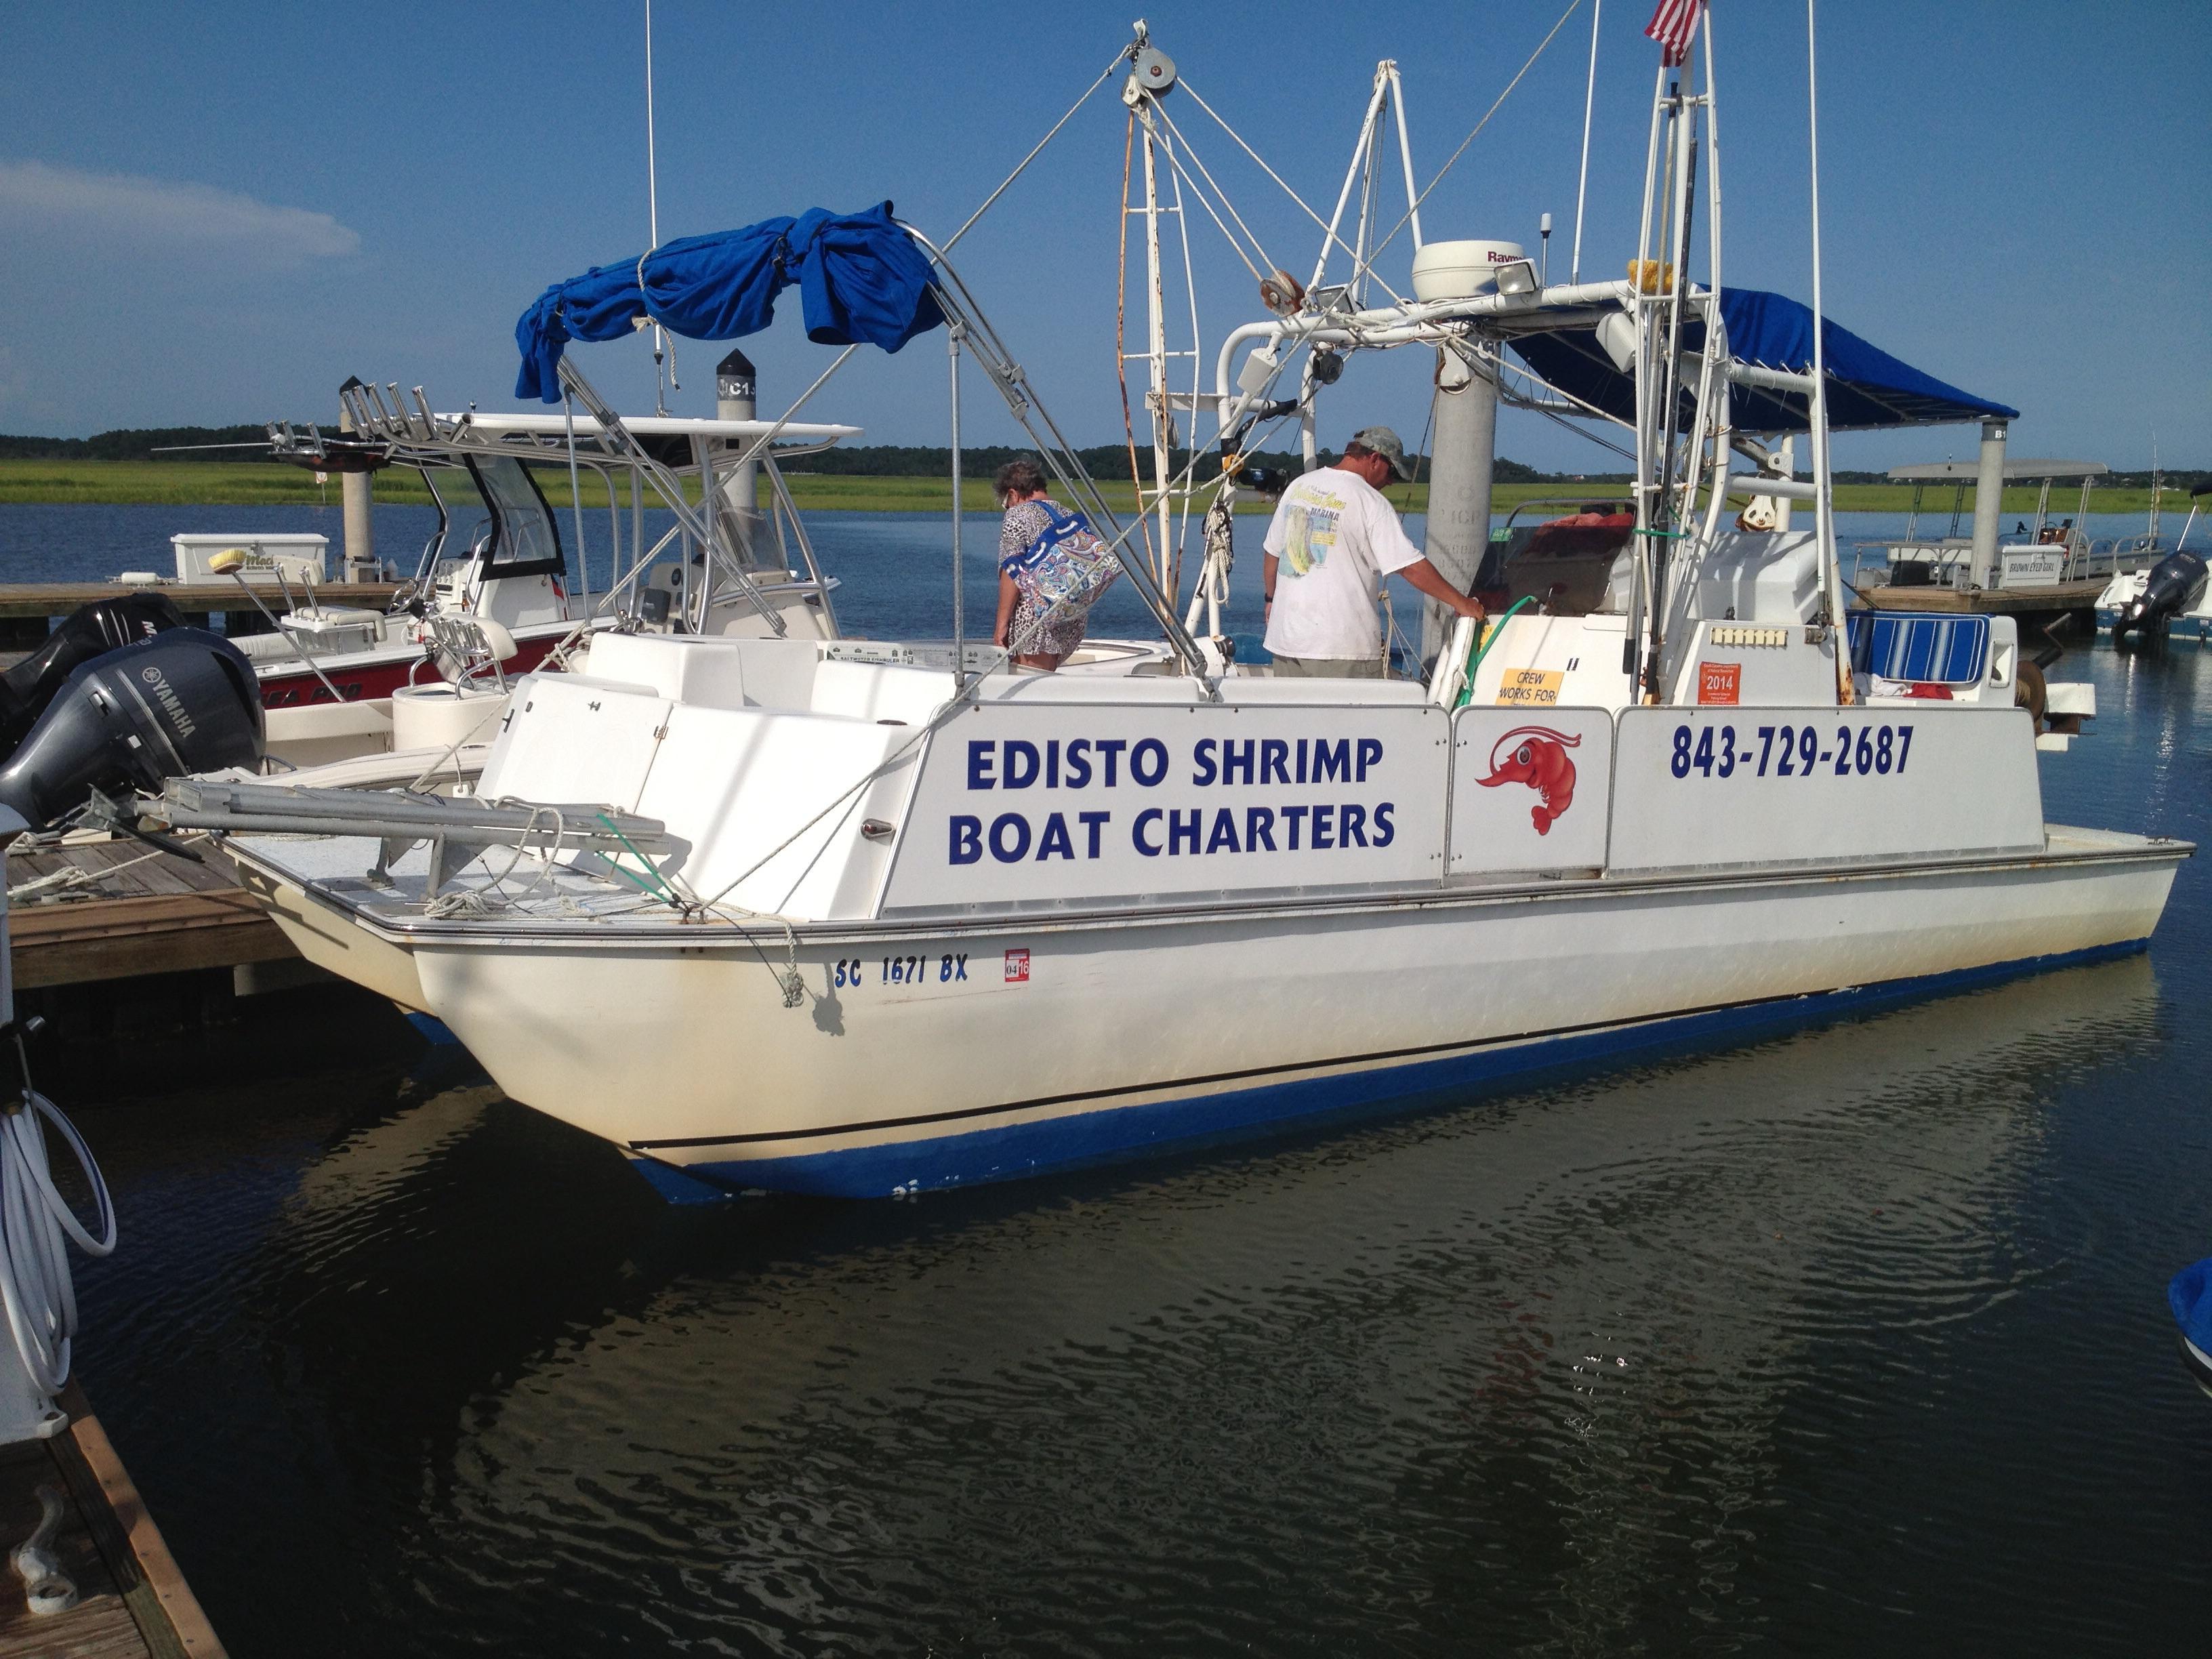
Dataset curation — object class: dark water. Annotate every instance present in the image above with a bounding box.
[11,504,2207,1653]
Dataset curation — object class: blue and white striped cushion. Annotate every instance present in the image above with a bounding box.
[1847,613,1989,684]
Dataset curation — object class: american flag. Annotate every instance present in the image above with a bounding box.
[1645,0,1703,67]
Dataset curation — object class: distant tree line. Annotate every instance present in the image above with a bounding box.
[0,425,276,462]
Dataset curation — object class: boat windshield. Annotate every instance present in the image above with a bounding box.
[462,454,567,579]
[409,465,458,579]
[1491,509,1637,613]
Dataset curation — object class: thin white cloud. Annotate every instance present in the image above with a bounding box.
[0,159,360,263]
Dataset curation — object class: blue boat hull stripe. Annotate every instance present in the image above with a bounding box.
[628,939,2152,1153]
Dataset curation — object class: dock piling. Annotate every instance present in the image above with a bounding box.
[1968,418,2008,588]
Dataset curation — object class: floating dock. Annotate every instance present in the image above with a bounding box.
[0,1385,224,1658]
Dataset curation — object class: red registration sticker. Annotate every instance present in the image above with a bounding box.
[1697,661,1742,705]
[1004,948,1030,984]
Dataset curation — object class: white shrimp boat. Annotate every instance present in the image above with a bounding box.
[155,18,2184,1200]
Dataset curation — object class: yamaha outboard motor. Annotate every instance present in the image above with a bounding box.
[2113,550,2209,644]
[0,592,184,755]
[0,630,263,827]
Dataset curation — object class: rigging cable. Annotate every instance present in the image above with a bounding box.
[1143,102,1286,285]
[1368,0,1586,268]
[676,48,1132,571]
[1176,77,1379,286]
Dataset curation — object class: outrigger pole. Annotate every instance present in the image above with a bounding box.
[1804,0,1853,703]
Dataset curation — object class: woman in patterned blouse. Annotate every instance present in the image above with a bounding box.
[992,457,1093,671]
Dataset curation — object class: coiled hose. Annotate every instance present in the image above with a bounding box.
[0,1082,116,1398]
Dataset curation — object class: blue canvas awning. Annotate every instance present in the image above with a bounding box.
[1508,288,2018,433]
[514,202,945,403]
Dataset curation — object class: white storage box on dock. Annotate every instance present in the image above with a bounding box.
[170,533,328,585]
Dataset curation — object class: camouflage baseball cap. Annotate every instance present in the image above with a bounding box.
[1348,425,1416,480]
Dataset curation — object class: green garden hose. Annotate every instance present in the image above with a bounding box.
[1454,596,1538,708]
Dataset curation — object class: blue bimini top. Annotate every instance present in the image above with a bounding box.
[514,201,944,403]
[1509,287,2019,434]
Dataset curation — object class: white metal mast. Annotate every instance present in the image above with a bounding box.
[1122,32,1202,611]
[1805,0,1849,700]
[1136,105,1174,594]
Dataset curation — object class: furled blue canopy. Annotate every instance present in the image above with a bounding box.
[514,202,945,403]
[1508,288,2018,432]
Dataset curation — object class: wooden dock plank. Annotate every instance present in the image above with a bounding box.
[57,1387,223,1659]
[6,890,294,991]
[0,1398,184,1659]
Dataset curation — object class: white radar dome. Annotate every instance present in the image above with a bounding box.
[1410,239,1528,302]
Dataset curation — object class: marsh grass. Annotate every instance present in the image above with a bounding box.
[0,459,2171,518]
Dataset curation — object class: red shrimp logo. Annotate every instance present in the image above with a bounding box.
[1477,726,1581,835]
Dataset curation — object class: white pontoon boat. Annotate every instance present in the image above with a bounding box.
[153,16,2185,1200]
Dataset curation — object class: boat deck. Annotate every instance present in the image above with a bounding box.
[0,1385,224,1658]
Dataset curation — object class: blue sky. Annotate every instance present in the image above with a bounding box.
[2,1,2205,473]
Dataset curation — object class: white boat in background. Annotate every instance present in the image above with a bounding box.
[2097,481,2211,642]
[237,390,1021,771]
[1862,458,2173,594]
[147,15,2184,1201]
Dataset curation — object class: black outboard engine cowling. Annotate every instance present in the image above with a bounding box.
[0,630,264,827]
[0,592,187,755]
[2114,550,2210,642]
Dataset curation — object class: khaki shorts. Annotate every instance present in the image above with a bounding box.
[1266,653,1388,678]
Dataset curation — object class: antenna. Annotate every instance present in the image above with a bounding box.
[644,0,674,413]
[2150,428,2163,538]
[1539,211,1552,285]
[1570,0,1601,284]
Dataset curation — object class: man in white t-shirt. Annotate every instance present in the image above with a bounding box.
[1262,426,1486,677]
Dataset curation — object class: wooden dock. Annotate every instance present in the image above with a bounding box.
[0,583,401,649]
[1856,579,2102,627]
[0,583,402,621]
[0,1384,225,1658]
[5,840,295,992]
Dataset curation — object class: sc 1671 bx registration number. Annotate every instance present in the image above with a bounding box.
[833,952,971,988]
[1668,721,1915,781]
